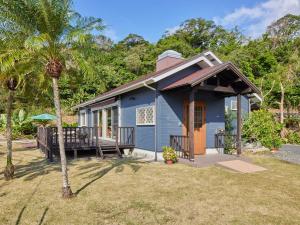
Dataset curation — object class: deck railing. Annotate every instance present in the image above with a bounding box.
[117,127,135,146]
[37,126,135,161]
[215,132,237,150]
[170,135,190,159]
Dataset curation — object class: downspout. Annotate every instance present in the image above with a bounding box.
[143,82,158,161]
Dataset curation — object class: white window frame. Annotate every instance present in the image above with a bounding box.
[79,111,87,127]
[231,100,237,111]
[136,105,155,126]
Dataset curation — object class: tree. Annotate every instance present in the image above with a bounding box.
[0,0,103,198]
[0,38,31,180]
[267,14,300,47]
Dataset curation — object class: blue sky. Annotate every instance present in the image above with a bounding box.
[74,0,300,43]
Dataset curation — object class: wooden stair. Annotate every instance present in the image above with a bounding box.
[97,142,122,159]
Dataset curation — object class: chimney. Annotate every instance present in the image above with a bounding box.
[156,50,184,71]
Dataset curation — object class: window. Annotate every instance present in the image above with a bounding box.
[231,100,237,111]
[136,106,155,125]
[80,112,87,126]
[194,105,203,128]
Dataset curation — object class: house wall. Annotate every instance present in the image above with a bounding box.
[120,87,156,151]
[156,89,185,151]
[156,89,225,151]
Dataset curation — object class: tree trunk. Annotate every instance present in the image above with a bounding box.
[280,82,285,124]
[4,89,15,180]
[52,78,74,198]
[279,82,285,138]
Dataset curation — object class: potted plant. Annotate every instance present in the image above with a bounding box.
[162,146,177,164]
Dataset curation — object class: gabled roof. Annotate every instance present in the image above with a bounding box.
[161,62,261,94]
[73,51,217,109]
[73,51,260,109]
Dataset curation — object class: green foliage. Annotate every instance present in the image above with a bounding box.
[0,109,36,138]
[224,110,236,154]
[62,122,78,127]
[243,110,283,149]
[285,131,300,145]
[162,146,177,163]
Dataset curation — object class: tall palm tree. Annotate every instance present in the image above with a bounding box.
[0,37,32,180]
[0,0,103,197]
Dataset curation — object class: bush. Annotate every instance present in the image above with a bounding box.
[285,131,300,145]
[0,109,37,139]
[162,146,177,163]
[243,109,282,149]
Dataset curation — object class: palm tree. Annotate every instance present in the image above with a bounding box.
[0,37,31,180]
[0,0,103,197]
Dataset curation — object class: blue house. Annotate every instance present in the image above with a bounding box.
[73,50,260,160]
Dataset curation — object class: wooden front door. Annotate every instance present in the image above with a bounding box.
[183,100,206,155]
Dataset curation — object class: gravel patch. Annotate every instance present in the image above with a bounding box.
[273,144,300,164]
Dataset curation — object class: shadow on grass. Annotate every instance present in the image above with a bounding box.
[12,159,62,181]
[15,175,45,225]
[75,158,149,195]
[38,207,49,225]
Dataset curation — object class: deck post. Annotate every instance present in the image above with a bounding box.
[95,126,99,158]
[237,93,242,155]
[189,88,195,161]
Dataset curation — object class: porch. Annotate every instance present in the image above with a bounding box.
[163,62,260,161]
[37,126,135,161]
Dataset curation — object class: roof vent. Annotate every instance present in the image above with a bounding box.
[156,50,184,71]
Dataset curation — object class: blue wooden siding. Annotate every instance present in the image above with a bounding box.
[156,90,185,151]
[120,87,156,151]
[156,90,225,151]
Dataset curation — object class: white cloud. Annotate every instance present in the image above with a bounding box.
[165,25,180,35]
[214,0,300,38]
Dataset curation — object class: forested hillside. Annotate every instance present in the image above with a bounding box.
[1,14,300,114]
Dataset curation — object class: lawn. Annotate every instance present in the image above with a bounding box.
[1,144,300,225]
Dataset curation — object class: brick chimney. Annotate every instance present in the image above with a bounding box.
[156,50,184,71]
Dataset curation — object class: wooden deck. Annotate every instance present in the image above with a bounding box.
[37,126,135,161]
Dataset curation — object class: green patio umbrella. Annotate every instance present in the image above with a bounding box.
[31,113,57,121]
[31,114,57,126]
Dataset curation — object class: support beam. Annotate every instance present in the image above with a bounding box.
[196,84,236,94]
[189,88,196,161]
[237,94,242,155]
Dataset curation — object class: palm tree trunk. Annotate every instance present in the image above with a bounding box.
[52,77,74,198]
[4,89,15,180]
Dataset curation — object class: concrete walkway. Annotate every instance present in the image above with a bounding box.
[179,154,267,173]
[217,160,267,173]
[179,154,251,168]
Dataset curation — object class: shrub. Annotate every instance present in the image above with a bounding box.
[243,109,282,149]
[285,131,300,145]
[162,146,177,163]
[0,109,37,139]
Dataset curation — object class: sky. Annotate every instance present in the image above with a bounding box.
[74,0,300,43]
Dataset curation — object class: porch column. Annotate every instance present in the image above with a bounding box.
[189,88,196,161]
[237,93,242,155]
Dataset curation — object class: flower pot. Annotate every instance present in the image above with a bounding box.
[271,148,278,152]
[166,160,173,165]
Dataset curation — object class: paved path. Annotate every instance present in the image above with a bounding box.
[273,144,300,164]
[217,160,267,173]
[179,154,251,168]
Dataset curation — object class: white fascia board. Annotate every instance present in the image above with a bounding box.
[204,51,223,64]
[253,93,263,102]
[152,56,213,82]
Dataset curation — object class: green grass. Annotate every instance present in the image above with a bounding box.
[1,143,300,225]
